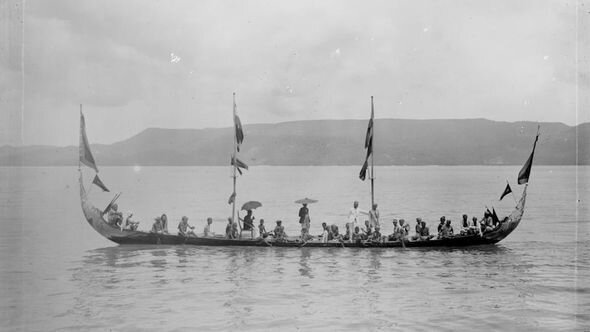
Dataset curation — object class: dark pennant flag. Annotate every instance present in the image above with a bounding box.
[228,192,236,205]
[234,95,244,152]
[518,126,540,185]
[492,207,500,224]
[92,174,110,192]
[79,111,98,172]
[499,182,512,201]
[359,97,374,181]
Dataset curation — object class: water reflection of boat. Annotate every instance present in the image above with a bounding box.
[78,100,538,248]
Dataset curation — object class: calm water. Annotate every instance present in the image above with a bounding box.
[1,166,589,331]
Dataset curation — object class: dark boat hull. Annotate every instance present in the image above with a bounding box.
[79,173,527,248]
[103,232,501,248]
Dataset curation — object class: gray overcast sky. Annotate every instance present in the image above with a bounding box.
[1,0,588,146]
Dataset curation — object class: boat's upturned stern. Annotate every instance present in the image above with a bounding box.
[483,184,528,243]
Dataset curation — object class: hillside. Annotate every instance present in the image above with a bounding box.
[1,119,588,166]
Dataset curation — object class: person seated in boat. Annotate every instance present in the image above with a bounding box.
[419,221,434,240]
[240,209,255,239]
[232,221,239,239]
[178,216,196,237]
[343,223,352,242]
[411,217,423,241]
[370,226,383,242]
[321,222,329,243]
[329,224,341,241]
[481,212,494,233]
[107,203,123,227]
[160,214,169,234]
[387,219,400,241]
[363,220,373,240]
[258,219,268,238]
[471,216,482,235]
[225,217,236,239]
[398,219,410,240]
[461,214,470,229]
[203,217,214,237]
[151,217,165,234]
[437,216,446,234]
[352,226,363,242]
[273,220,286,240]
[439,219,454,238]
[460,215,479,235]
[123,213,140,231]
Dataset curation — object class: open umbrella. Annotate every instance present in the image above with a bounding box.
[294,197,318,205]
[241,201,262,211]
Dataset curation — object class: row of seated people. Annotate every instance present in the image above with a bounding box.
[156,212,504,242]
[108,203,504,241]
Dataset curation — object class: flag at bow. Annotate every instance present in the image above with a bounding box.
[231,155,249,175]
[492,207,500,224]
[359,97,374,181]
[499,182,512,201]
[518,125,540,185]
[92,174,110,192]
[233,94,244,152]
[79,110,98,172]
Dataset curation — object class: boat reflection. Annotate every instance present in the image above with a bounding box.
[298,248,313,279]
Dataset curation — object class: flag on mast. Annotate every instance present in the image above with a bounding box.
[359,98,374,181]
[499,182,512,201]
[228,192,236,205]
[231,155,249,175]
[92,174,110,192]
[79,111,98,172]
[517,126,540,185]
[234,98,244,152]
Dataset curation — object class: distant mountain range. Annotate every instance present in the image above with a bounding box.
[1,119,588,166]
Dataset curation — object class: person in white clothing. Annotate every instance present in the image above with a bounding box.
[369,204,380,228]
[348,201,367,242]
[321,222,329,243]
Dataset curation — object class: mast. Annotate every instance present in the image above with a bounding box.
[231,93,237,225]
[370,96,375,208]
[78,104,82,171]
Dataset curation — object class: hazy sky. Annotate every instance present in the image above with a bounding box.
[1,0,588,146]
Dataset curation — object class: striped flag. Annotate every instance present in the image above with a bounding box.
[234,95,244,152]
[79,111,98,172]
[359,97,374,181]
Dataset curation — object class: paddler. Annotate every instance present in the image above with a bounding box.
[177,216,196,237]
[107,203,123,227]
[150,217,164,234]
[273,220,286,240]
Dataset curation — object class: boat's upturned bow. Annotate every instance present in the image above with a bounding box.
[80,172,144,242]
[482,185,528,243]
